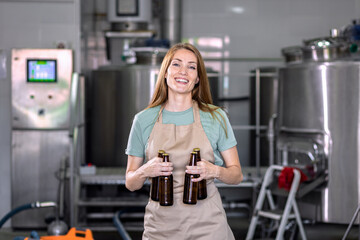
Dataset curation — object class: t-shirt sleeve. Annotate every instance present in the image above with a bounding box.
[125,114,145,158]
[216,109,237,152]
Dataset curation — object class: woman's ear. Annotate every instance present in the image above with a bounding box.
[196,77,199,84]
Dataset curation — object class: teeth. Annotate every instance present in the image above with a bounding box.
[176,79,188,83]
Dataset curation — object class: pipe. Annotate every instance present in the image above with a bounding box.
[162,0,181,46]
[113,211,132,240]
[58,157,67,219]
[69,72,79,227]
[267,114,277,166]
[0,201,57,228]
[255,68,261,177]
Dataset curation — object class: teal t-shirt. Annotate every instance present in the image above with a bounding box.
[125,105,237,166]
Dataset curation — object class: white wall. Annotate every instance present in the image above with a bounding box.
[0,0,81,227]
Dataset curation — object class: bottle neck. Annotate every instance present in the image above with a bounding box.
[195,151,201,162]
[188,154,197,166]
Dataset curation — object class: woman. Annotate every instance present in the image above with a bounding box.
[125,43,243,239]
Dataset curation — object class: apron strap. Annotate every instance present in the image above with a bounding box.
[192,101,202,125]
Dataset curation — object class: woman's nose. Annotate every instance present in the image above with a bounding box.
[179,66,187,74]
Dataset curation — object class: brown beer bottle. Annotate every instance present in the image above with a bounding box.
[159,153,173,206]
[150,150,165,201]
[194,148,207,200]
[183,152,199,204]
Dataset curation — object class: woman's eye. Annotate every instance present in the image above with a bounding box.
[172,63,180,67]
[189,66,196,70]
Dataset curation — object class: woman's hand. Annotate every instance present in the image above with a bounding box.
[185,159,218,182]
[125,155,173,192]
[144,156,173,177]
[184,146,243,185]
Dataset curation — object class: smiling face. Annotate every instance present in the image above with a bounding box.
[165,49,199,97]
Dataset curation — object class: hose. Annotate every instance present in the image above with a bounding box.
[0,203,33,228]
[0,201,56,228]
[113,210,132,240]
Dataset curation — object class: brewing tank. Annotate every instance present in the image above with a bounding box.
[88,63,160,167]
[278,60,360,224]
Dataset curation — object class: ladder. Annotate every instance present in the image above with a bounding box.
[246,165,307,240]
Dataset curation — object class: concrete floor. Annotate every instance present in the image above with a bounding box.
[1,216,359,240]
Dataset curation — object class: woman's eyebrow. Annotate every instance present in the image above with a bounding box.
[172,58,197,64]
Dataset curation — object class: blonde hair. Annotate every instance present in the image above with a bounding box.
[147,42,228,136]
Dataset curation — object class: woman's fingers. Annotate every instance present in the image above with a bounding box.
[186,164,205,181]
[159,162,173,175]
[185,166,202,174]
[186,160,216,181]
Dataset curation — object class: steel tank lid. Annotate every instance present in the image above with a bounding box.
[281,46,303,64]
[133,47,168,65]
[302,36,351,62]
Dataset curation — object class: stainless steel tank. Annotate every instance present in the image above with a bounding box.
[278,60,360,224]
[88,63,160,167]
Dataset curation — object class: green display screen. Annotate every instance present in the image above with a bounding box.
[27,59,57,83]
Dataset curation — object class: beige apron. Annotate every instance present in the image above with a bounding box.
[143,101,235,240]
